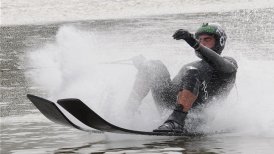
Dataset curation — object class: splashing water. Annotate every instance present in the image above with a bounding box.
[26,25,274,136]
[200,59,274,136]
[27,25,134,106]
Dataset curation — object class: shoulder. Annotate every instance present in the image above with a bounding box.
[223,56,238,68]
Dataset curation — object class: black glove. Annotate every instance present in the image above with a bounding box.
[172,29,199,49]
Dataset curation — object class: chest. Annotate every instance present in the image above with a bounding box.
[206,71,236,95]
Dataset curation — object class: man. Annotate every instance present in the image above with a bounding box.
[128,23,238,133]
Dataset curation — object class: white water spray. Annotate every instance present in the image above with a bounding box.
[27,26,274,136]
[200,59,274,136]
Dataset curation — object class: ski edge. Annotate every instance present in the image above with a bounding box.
[26,94,102,134]
[57,98,203,137]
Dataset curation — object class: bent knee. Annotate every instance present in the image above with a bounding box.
[184,66,200,77]
[145,60,170,78]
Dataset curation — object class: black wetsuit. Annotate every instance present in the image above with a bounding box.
[130,45,238,111]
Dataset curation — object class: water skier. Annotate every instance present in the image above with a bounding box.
[128,23,238,132]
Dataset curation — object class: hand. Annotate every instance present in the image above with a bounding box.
[172,29,193,40]
[173,29,199,49]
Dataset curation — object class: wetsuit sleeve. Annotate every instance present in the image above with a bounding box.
[195,45,238,73]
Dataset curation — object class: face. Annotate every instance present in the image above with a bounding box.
[198,34,216,49]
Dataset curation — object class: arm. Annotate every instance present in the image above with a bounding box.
[173,29,238,73]
[195,45,237,73]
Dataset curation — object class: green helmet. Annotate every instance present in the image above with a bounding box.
[195,23,227,54]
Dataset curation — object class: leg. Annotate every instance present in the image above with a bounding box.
[177,66,201,111]
[154,66,201,132]
[127,60,176,112]
[126,69,151,111]
[149,60,177,111]
[177,90,198,112]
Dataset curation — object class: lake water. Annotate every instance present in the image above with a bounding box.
[1,0,274,153]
